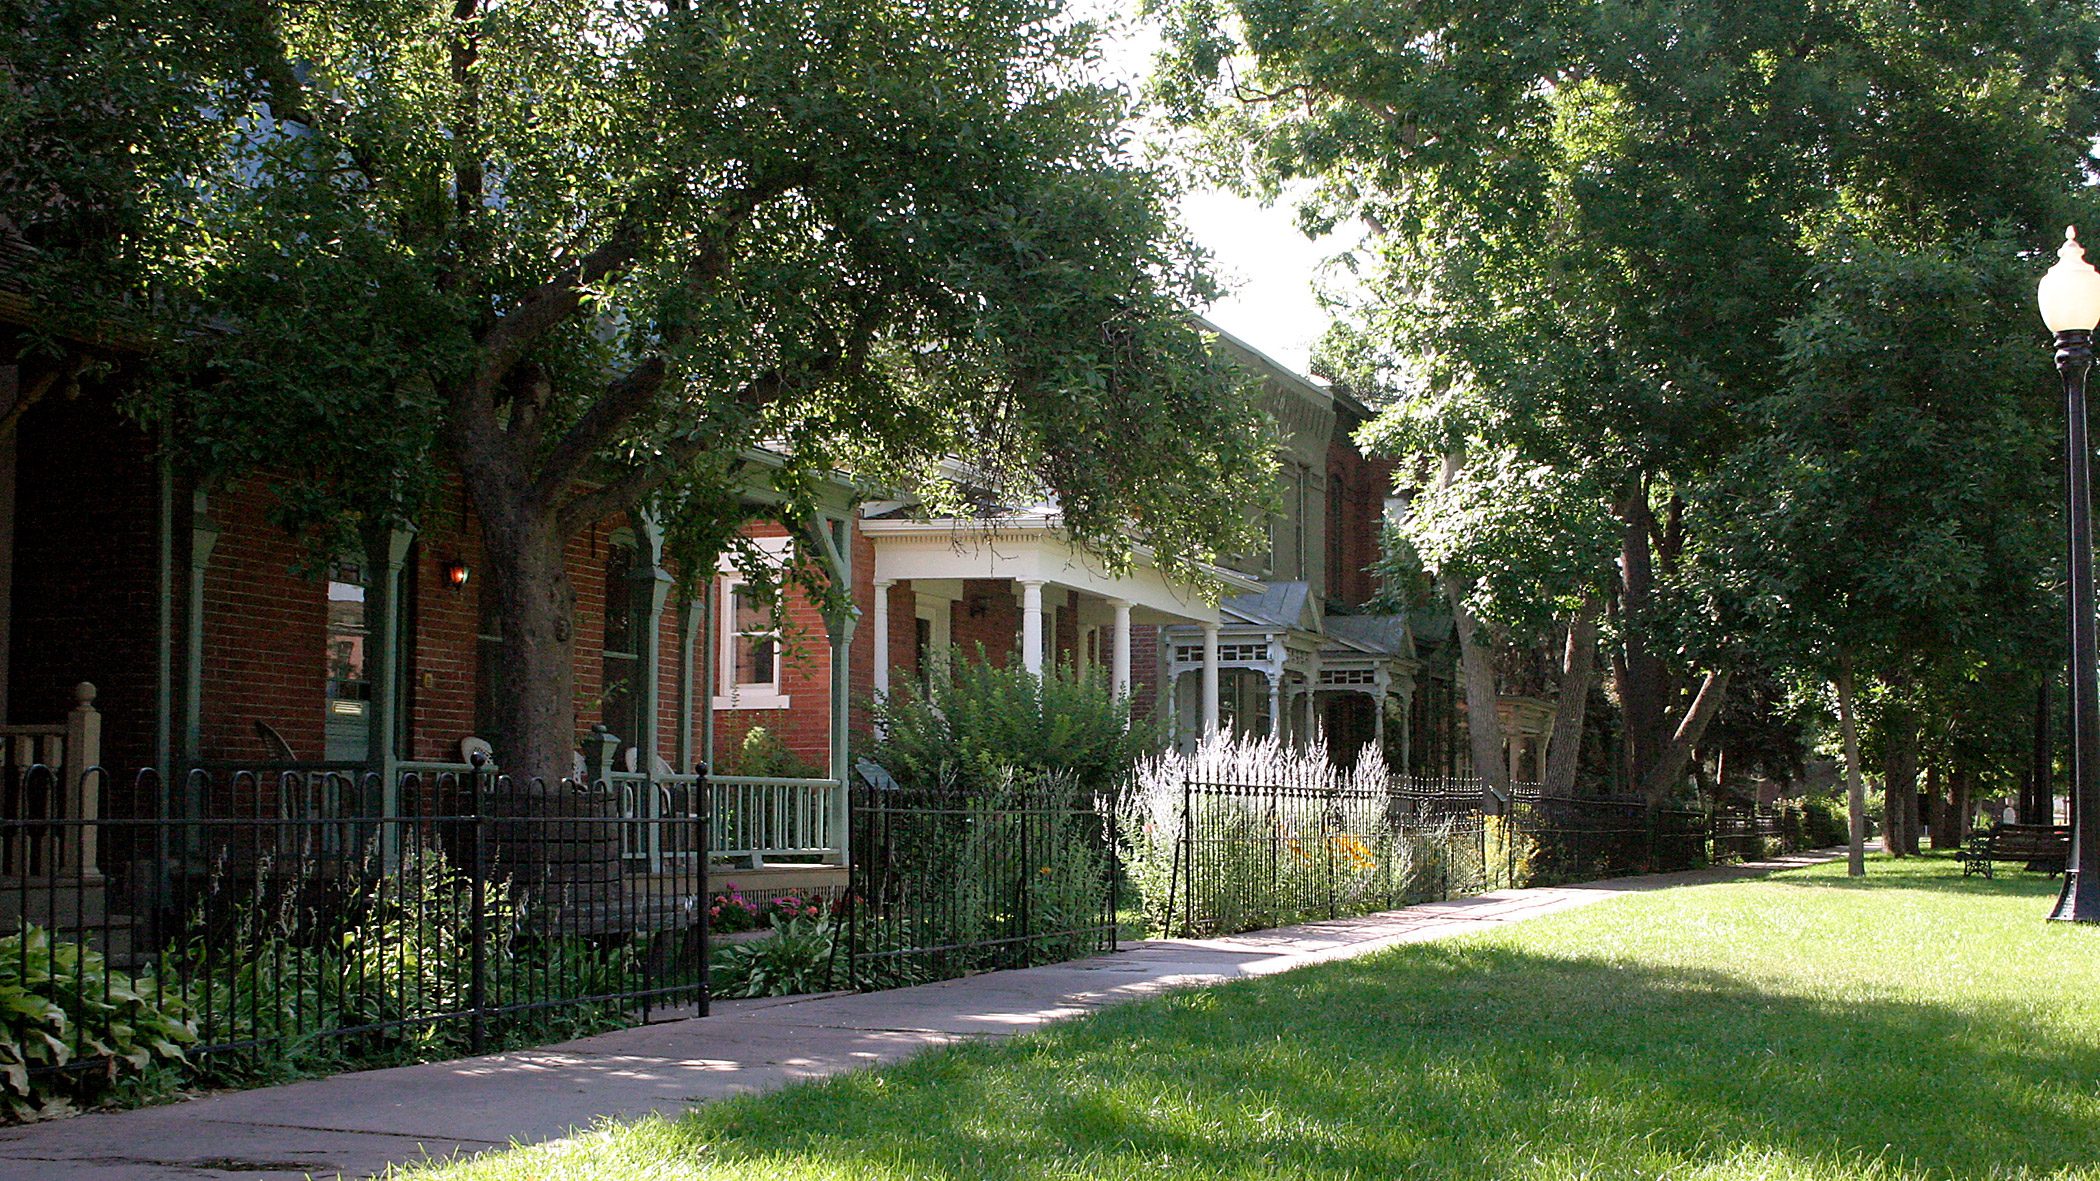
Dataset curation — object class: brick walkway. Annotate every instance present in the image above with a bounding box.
[0,852,1836,1180]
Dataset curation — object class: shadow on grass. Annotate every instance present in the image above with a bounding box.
[650,934,2099,1181]
[1760,853,2068,899]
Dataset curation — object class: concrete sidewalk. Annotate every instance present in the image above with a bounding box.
[0,852,1835,1181]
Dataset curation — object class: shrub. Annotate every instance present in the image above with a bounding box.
[722,726,824,780]
[178,841,643,1084]
[1802,799,1850,847]
[0,926,195,1120]
[1780,805,1807,852]
[843,766,1116,984]
[866,655,1158,795]
[1118,736,1440,936]
[710,916,838,998]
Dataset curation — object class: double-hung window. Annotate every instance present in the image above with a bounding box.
[714,539,791,710]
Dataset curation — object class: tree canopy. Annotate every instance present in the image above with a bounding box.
[5,0,1276,785]
[1150,0,2100,834]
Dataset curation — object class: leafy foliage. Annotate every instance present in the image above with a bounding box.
[709,917,839,1000]
[1148,0,2100,814]
[0,926,195,1120]
[10,0,1275,787]
[719,727,824,781]
[866,655,1159,796]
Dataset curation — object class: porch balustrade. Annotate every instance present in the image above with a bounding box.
[0,682,102,880]
[610,769,842,872]
[167,757,844,874]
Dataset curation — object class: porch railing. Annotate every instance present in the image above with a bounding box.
[610,769,842,871]
[173,759,845,873]
[0,682,103,880]
[705,775,842,867]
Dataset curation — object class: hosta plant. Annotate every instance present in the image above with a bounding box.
[0,925,195,1120]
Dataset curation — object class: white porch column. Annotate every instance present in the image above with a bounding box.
[1306,650,1324,744]
[1266,673,1283,740]
[1373,670,1391,748]
[1200,623,1221,736]
[872,579,894,700]
[1020,579,1046,678]
[1110,599,1132,698]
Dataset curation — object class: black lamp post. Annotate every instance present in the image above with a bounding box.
[2038,226,2100,923]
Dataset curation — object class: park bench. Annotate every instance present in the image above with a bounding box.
[1956,824,2072,880]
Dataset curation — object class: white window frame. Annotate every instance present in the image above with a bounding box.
[713,538,793,711]
[912,591,953,683]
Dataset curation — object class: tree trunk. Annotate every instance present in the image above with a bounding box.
[1614,490,1670,788]
[1838,653,1867,877]
[478,510,580,788]
[1927,761,1958,849]
[2030,679,2054,824]
[1882,705,1919,857]
[1447,571,1509,809]
[1436,450,1508,810]
[1543,594,1601,796]
[1638,668,1731,804]
[1951,767,1973,840]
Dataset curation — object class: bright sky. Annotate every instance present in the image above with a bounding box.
[1089,3,1336,377]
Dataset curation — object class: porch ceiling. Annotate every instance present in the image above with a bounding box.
[862,517,1256,625]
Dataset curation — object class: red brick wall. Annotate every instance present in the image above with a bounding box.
[952,579,1018,667]
[1053,588,1078,671]
[196,479,328,763]
[878,580,919,703]
[1326,441,1395,606]
[1129,623,1160,723]
[405,481,481,762]
[707,521,836,775]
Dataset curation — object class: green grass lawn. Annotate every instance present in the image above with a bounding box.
[400,855,2099,1180]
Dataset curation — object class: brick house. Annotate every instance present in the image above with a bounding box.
[1,306,1488,910]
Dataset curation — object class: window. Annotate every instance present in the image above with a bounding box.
[1327,472,1348,600]
[324,561,370,761]
[715,578,790,710]
[601,534,642,745]
[914,616,933,692]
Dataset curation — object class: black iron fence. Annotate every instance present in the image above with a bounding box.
[1134,776,1503,938]
[2,757,709,1093]
[844,773,1118,990]
[1136,770,1797,938]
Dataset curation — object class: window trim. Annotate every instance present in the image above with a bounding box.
[713,538,792,711]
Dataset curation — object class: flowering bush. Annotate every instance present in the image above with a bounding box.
[1117,735,1506,937]
[707,886,830,934]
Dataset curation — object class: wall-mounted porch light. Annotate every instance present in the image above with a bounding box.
[443,560,471,590]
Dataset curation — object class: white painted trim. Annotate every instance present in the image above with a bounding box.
[714,567,791,712]
[862,517,1252,622]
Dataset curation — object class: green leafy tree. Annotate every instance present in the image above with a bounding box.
[1711,234,2062,873]
[1149,0,2100,810]
[8,0,1272,786]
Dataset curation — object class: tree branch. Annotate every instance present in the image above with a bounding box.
[473,165,814,435]
[532,355,671,507]
[1639,667,1732,804]
[450,0,486,241]
[241,5,386,183]
[552,360,830,537]
[472,227,647,400]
